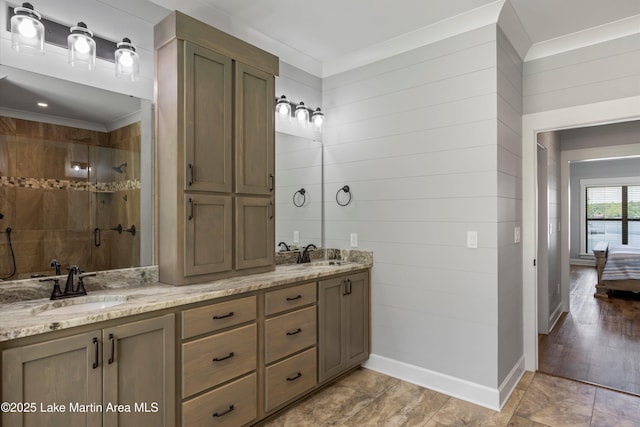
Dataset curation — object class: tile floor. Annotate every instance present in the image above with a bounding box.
[263,367,640,426]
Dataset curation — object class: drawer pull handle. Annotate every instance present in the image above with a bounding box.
[286,328,302,336]
[286,294,302,301]
[213,404,234,418]
[92,337,99,369]
[212,352,235,362]
[286,372,302,382]
[212,311,234,320]
[108,333,115,364]
[188,163,194,186]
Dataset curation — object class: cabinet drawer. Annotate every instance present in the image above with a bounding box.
[182,295,256,338]
[265,306,316,364]
[265,347,317,412]
[265,282,316,316]
[182,324,257,398]
[182,372,257,427]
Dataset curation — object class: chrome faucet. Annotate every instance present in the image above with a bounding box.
[297,244,317,264]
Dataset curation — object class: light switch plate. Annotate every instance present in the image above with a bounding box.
[467,231,478,249]
[514,226,521,244]
[293,230,300,243]
[350,233,358,248]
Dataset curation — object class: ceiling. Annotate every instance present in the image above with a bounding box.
[151,0,640,64]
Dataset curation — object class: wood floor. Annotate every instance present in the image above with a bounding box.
[538,265,640,395]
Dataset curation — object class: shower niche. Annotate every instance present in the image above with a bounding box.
[0,117,141,279]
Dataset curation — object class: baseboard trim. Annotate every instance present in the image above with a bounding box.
[548,302,564,332]
[363,354,525,411]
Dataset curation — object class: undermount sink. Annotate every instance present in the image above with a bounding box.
[303,260,348,267]
[31,295,129,316]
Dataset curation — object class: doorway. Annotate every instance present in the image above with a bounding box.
[522,96,640,372]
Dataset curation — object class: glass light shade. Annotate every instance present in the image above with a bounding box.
[276,95,291,117]
[295,102,309,125]
[115,38,140,81]
[312,108,325,129]
[11,3,44,55]
[68,22,96,70]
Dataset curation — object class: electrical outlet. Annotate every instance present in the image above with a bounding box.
[467,231,478,249]
[514,226,521,244]
[350,233,358,248]
[293,230,300,243]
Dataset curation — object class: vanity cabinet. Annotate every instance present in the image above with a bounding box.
[180,296,258,426]
[318,271,370,383]
[263,282,317,413]
[155,11,278,286]
[2,314,175,427]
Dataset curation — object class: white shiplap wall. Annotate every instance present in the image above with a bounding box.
[523,33,640,115]
[496,27,524,387]
[323,24,506,395]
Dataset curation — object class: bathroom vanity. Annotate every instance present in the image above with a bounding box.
[0,259,371,427]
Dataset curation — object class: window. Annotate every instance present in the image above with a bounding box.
[585,184,640,252]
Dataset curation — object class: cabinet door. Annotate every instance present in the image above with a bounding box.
[345,272,369,367]
[2,331,102,427]
[318,276,347,382]
[184,42,232,192]
[103,314,175,427]
[236,196,274,270]
[235,62,275,195]
[184,194,232,276]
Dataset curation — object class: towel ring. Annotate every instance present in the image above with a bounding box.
[293,188,306,207]
[336,185,352,206]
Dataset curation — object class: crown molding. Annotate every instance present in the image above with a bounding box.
[525,14,640,62]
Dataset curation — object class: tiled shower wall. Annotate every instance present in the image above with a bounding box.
[0,117,140,280]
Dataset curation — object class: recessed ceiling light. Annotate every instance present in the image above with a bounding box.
[37,102,48,107]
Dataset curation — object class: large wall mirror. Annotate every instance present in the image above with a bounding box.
[0,65,153,279]
[275,132,322,250]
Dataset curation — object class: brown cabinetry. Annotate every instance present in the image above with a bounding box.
[2,314,175,427]
[318,271,370,383]
[180,297,258,426]
[263,282,317,413]
[155,12,278,285]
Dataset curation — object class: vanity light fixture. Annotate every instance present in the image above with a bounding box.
[276,95,291,117]
[115,38,140,81]
[311,108,324,129]
[8,4,139,80]
[275,96,326,132]
[68,22,96,70]
[295,101,310,125]
[10,2,45,55]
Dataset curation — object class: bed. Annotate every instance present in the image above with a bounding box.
[593,242,640,297]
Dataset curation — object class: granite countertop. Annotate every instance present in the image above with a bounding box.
[0,261,370,342]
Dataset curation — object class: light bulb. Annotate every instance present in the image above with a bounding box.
[119,51,134,68]
[74,37,91,54]
[312,108,324,129]
[295,102,309,125]
[275,95,291,118]
[18,19,37,38]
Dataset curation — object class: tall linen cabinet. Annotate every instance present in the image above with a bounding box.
[155,12,278,285]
